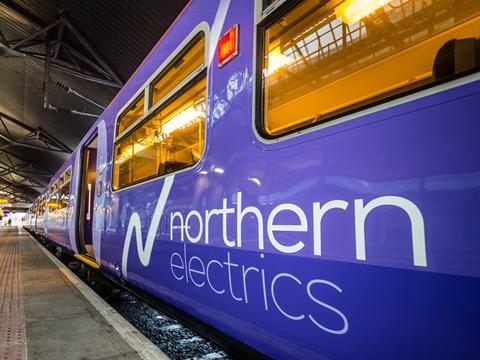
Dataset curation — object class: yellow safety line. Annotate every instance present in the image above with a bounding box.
[74,254,100,269]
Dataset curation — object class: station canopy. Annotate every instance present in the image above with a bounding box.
[0,0,188,204]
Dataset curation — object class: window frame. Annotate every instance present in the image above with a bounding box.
[253,0,480,140]
[254,0,303,140]
[49,180,59,213]
[116,93,147,138]
[112,23,210,192]
[148,33,207,108]
[37,196,43,216]
[58,166,72,210]
[64,167,72,185]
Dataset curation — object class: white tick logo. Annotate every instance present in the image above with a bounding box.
[121,175,175,278]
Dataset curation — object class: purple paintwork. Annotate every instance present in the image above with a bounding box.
[26,1,480,359]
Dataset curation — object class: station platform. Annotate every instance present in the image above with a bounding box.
[0,226,167,360]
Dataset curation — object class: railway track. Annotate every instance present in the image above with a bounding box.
[37,237,231,360]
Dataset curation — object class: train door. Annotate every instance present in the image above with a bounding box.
[78,134,97,258]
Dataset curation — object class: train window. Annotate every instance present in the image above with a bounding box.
[49,182,59,212]
[151,34,206,107]
[58,183,69,210]
[58,168,71,210]
[113,78,206,189]
[39,197,45,216]
[113,31,207,191]
[117,94,145,137]
[64,167,71,181]
[258,0,480,137]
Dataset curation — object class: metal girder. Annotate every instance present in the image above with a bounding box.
[43,38,51,109]
[0,1,124,204]
[0,29,6,44]
[0,9,123,89]
[0,112,73,154]
[0,162,46,187]
[0,150,53,203]
[0,150,52,192]
[0,129,71,153]
[0,14,123,87]
[63,18,123,86]
[61,42,114,82]
[10,19,60,50]
[0,180,37,203]
[0,0,47,28]
[0,41,121,88]
[0,112,69,203]
[50,63,121,87]
[53,20,65,59]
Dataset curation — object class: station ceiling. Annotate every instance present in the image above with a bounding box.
[0,0,189,203]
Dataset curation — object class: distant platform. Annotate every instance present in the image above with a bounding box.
[0,226,168,360]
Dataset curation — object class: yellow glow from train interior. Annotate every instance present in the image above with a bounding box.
[266,47,293,76]
[115,101,205,165]
[336,0,391,23]
[158,104,204,141]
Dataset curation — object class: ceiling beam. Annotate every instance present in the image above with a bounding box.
[0,0,47,28]
[0,112,73,154]
[0,13,123,88]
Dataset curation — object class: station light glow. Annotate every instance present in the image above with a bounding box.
[336,0,391,23]
[265,47,293,75]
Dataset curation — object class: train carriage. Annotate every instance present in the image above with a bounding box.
[27,0,480,358]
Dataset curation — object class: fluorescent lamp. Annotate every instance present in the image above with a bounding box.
[161,105,204,137]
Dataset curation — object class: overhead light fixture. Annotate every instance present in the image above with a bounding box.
[336,0,391,23]
[160,104,204,138]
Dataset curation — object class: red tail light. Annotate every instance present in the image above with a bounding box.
[218,25,239,67]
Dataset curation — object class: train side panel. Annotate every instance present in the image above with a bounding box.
[95,1,480,359]
[46,161,73,249]
[32,0,480,358]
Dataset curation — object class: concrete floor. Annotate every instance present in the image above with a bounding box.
[0,226,142,360]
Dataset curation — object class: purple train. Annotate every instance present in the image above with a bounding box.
[24,0,480,358]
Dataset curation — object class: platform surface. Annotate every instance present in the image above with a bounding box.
[0,226,143,360]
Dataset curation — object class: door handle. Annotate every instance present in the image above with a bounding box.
[86,183,92,221]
